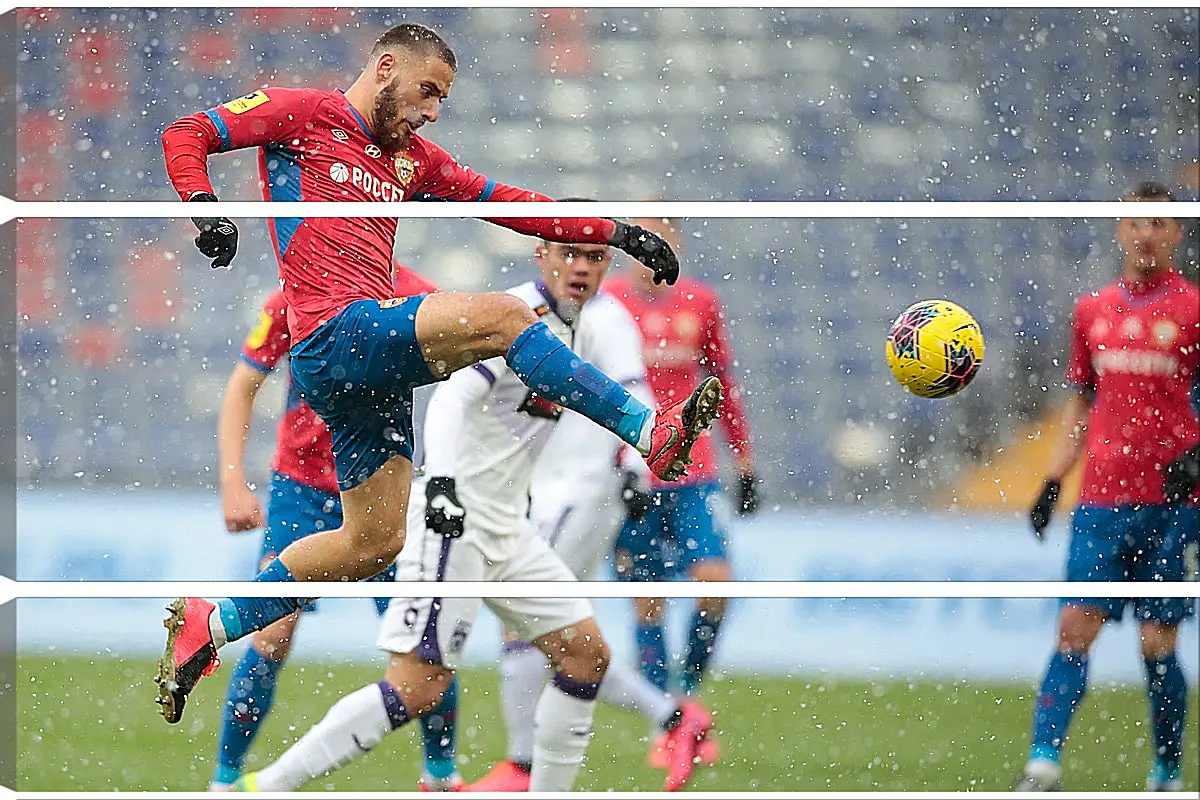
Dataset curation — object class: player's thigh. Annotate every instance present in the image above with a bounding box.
[291,297,435,492]
[669,482,732,576]
[613,495,670,582]
[485,534,595,648]
[377,525,486,671]
[1130,505,1199,626]
[413,290,538,376]
[1061,505,1135,621]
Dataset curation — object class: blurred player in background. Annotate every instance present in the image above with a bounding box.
[209,266,465,792]
[460,231,715,793]
[156,22,721,725]
[1017,182,1200,792]
[234,228,697,793]
[605,216,759,763]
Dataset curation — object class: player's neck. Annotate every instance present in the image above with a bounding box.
[342,80,377,136]
[1120,261,1173,293]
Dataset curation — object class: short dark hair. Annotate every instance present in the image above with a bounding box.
[372,24,456,71]
[1126,180,1175,201]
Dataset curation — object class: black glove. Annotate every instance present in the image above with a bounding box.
[738,473,760,516]
[1029,479,1061,540]
[189,192,239,270]
[425,476,466,538]
[1164,444,1200,505]
[620,470,652,520]
[608,221,679,286]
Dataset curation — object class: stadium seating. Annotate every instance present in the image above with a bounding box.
[14,9,1199,503]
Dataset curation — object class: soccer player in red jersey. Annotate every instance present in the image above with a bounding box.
[155,23,725,726]
[1015,182,1200,792]
[209,266,464,791]
[604,216,759,782]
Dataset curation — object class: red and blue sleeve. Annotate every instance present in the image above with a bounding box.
[701,289,754,469]
[1065,301,1095,395]
[162,88,321,201]
[240,290,291,374]
[409,139,617,244]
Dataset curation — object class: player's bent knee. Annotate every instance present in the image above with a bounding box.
[487,292,540,346]
[1139,622,1179,659]
[384,652,455,715]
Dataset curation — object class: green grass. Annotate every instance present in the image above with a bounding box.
[18,654,1199,791]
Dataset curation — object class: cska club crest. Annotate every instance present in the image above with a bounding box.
[1152,320,1180,348]
[393,154,417,186]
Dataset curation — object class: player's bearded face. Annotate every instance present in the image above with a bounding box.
[1117,214,1182,274]
[372,78,414,152]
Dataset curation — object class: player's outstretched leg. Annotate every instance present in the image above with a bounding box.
[1141,627,1188,792]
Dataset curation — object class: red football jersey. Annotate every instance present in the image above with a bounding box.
[163,87,615,342]
[240,265,440,493]
[605,274,753,488]
[1066,268,1200,505]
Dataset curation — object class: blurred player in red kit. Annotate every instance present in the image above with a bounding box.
[1015,182,1200,792]
[605,215,760,773]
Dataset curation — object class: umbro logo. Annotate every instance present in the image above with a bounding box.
[332,128,349,141]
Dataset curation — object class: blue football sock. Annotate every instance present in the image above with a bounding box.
[1144,653,1188,775]
[216,558,303,643]
[1030,650,1089,761]
[680,609,723,696]
[213,644,286,785]
[507,322,652,447]
[635,622,669,693]
[421,674,460,780]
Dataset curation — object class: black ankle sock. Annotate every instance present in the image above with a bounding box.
[661,705,684,731]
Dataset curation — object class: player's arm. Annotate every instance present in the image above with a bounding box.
[420,361,496,538]
[1030,303,1094,539]
[218,362,271,532]
[161,89,321,268]
[410,142,679,284]
[700,290,760,515]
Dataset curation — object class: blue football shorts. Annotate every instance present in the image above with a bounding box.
[289,296,438,492]
[614,481,731,582]
[1061,503,1199,624]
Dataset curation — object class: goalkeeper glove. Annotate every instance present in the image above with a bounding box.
[189,192,239,270]
[425,477,466,538]
[1164,444,1200,505]
[609,221,679,286]
[620,470,653,520]
[1029,479,1061,540]
[737,473,760,516]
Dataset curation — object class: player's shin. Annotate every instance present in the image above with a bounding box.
[530,673,601,792]
[500,640,550,768]
[420,674,461,783]
[1030,651,1089,762]
[213,645,286,786]
[597,661,678,728]
[681,608,723,696]
[1144,652,1188,779]
[253,680,410,791]
[506,322,652,448]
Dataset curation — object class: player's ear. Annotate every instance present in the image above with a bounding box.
[374,51,396,82]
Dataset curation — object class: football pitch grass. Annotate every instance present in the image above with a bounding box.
[18,654,1200,792]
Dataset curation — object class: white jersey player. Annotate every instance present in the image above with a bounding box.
[235,235,716,794]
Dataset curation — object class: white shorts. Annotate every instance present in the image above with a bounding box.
[530,470,624,581]
[377,495,593,669]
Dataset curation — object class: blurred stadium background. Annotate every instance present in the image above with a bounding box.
[11,7,1200,792]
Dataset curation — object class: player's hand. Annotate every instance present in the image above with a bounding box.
[738,473,760,516]
[189,192,239,270]
[620,470,652,520]
[609,221,680,285]
[222,482,264,533]
[426,476,466,538]
[1164,444,1200,505]
[1029,479,1061,540]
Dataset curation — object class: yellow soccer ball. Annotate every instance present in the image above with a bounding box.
[885,300,985,398]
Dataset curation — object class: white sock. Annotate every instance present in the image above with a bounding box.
[255,682,403,791]
[597,661,677,728]
[500,643,551,765]
[206,601,229,649]
[530,678,599,792]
